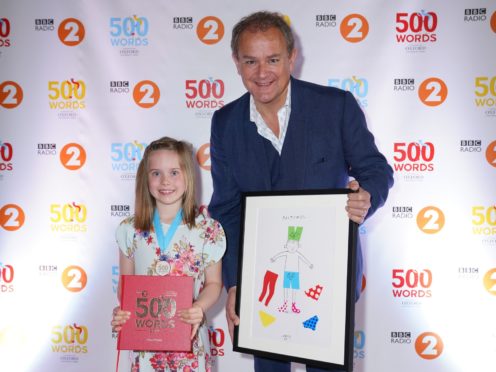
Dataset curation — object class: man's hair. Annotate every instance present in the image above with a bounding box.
[134,136,197,231]
[231,11,294,58]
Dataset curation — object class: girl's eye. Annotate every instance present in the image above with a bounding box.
[171,170,179,176]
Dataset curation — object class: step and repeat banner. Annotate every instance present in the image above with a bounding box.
[1,0,495,371]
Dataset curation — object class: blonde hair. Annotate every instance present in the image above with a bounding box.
[134,137,197,231]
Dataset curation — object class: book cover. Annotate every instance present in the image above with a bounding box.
[117,275,194,352]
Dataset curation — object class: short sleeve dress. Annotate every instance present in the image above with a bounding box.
[115,211,226,372]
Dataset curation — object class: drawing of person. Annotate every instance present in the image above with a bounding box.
[271,226,313,313]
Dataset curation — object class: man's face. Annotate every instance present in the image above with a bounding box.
[233,27,296,111]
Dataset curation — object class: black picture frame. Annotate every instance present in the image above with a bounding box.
[234,189,357,371]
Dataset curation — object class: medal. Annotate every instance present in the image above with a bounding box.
[155,260,171,276]
[153,208,183,276]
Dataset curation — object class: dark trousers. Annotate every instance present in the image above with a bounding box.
[254,356,345,372]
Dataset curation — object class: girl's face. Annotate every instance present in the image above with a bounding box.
[147,149,186,214]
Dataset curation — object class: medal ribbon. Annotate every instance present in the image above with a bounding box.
[153,208,183,255]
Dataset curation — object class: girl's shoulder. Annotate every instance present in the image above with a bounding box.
[195,207,222,228]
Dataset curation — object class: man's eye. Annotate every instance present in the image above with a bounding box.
[269,58,279,64]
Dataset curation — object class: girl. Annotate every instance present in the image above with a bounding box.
[111,137,225,372]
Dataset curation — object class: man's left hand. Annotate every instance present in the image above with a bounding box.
[346,180,371,224]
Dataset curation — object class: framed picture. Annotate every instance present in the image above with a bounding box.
[234,189,357,371]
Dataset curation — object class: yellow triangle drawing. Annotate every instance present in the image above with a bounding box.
[259,310,276,327]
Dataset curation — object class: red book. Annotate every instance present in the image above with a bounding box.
[117,275,194,352]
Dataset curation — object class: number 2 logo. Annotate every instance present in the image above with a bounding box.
[62,265,88,292]
[58,18,85,46]
[483,268,496,295]
[340,14,369,43]
[0,204,25,231]
[196,16,224,45]
[417,206,445,234]
[133,80,160,108]
[415,332,444,359]
[0,81,23,109]
[419,78,448,106]
[60,143,86,170]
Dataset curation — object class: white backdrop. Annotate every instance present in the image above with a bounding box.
[1,1,495,371]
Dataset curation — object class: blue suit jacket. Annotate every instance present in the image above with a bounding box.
[209,77,393,300]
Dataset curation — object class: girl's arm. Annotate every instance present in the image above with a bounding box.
[111,250,134,332]
[179,260,223,339]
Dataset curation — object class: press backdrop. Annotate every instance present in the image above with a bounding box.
[1,1,495,371]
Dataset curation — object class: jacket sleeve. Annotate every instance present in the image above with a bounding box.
[208,110,242,290]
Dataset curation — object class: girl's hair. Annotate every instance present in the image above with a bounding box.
[134,136,197,231]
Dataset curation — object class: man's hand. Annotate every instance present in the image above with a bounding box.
[226,286,240,342]
[346,180,371,224]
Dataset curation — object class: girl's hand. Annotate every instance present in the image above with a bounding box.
[111,306,131,332]
[178,303,204,339]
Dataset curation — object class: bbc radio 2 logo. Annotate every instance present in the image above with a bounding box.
[0,18,11,47]
[110,16,149,48]
[0,141,13,171]
[392,269,432,298]
[315,14,336,28]
[393,141,434,172]
[328,77,368,108]
[208,327,225,357]
[487,140,496,168]
[111,141,148,179]
[133,80,160,108]
[472,205,496,235]
[173,17,193,30]
[196,16,224,45]
[484,268,496,295]
[417,206,445,234]
[464,8,487,22]
[185,78,225,110]
[48,79,86,110]
[62,265,87,292]
[340,14,369,43]
[35,18,54,31]
[58,18,85,46]
[415,332,443,360]
[51,324,88,353]
[0,81,23,109]
[197,143,211,171]
[60,143,86,170]
[0,263,14,293]
[418,78,448,106]
[396,11,437,43]
[50,202,88,233]
[0,204,25,231]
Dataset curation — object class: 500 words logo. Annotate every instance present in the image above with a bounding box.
[0,18,11,47]
[354,330,365,360]
[393,140,434,182]
[475,76,496,117]
[50,202,87,233]
[208,327,225,357]
[186,78,225,118]
[58,18,85,46]
[392,269,432,302]
[51,324,88,357]
[48,79,86,119]
[196,16,224,45]
[0,263,14,293]
[328,77,368,108]
[0,204,25,231]
[396,10,437,50]
[472,205,496,236]
[417,206,445,234]
[0,81,23,109]
[0,141,13,172]
[340,14,369,43]
[111,141,147,180]
[110,16,149,57]
[415,332,443,360]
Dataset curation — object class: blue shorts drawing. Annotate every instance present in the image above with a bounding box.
[283,271,300,289]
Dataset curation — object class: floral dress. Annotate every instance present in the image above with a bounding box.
[116,211,226,372]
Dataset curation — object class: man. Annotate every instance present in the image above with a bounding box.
[208,11,394,372]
